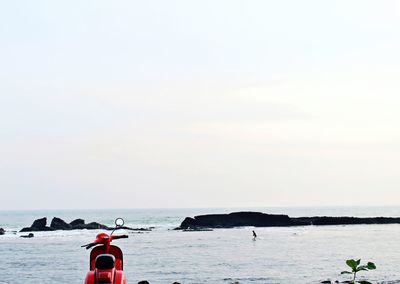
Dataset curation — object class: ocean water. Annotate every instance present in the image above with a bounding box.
[1,206,400,284]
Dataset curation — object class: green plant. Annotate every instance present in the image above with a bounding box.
[340,259,376,284]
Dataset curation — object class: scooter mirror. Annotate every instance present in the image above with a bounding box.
[115,218,124,227]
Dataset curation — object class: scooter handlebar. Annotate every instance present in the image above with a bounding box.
[81,234,128,249]
[112,235,129,240]
[81,243,97,250]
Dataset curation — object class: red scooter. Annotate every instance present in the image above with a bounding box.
[82,218,129,284]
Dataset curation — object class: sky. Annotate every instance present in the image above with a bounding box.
[1,1,400,210]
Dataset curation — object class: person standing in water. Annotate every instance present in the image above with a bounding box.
[252,230,257,240]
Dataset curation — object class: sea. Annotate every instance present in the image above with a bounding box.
[1,206,400,284]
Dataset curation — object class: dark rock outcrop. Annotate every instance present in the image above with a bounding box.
[176,211,400,229]
[50,217,72,230]
[78,222,110,230]
[119,226,151,231]
[20,217,55,232]
[32,217,47,229]
[292,216,400,226]
[0,228,4,235]
[178,212,294,229]
[20,233,34,238]
[20,217,153,232]
[70,218,85,227]
[20,217,111,232]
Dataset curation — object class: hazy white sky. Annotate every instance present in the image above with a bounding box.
[1,1,400,210]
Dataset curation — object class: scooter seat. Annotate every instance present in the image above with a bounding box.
[95,254,115,269]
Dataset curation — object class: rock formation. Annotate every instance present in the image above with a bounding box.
[176,211,400,229]
[20,217,54,232]
[50,217,72,230]
[70,218,85,227]
[179,212,293,229]
[20,217,151,232]
[20,233,34,238]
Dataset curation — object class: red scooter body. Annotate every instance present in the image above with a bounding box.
[83,219,128,284]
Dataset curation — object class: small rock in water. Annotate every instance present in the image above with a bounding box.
[0,228,5,235]
[138,281,150,284]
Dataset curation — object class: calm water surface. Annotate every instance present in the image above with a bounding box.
[1,207,400,283]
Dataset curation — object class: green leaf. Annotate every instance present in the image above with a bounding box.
[356,266,368,272]
[346,259,358,271]
[356,259,361,265]
[367,262,376,270]
[340,270,352,274]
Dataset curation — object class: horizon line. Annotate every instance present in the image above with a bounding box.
[2,204,400,212]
